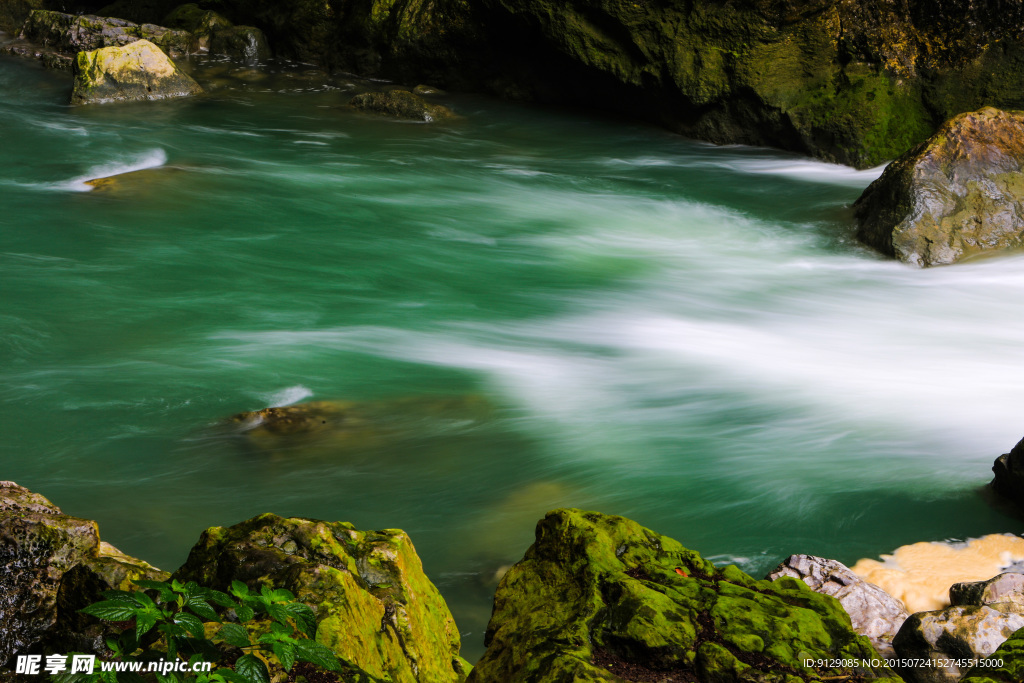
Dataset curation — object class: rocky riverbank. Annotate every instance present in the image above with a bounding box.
[5,0,1024,167]
[6,473,1024,682]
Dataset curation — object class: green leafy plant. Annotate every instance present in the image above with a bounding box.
[61,578,342,683]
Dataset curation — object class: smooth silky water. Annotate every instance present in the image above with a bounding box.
[3,54,1024,659]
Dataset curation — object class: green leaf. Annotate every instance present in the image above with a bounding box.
[215,623,251,648]
[234,604,255,622]
[185,596,219,621]
[174,612,206,639]
[81,601,139,621]
[294,640,341,672]
[285,603,316,637]
[158,622,187,638]
[272,642,296,672]
[269,588,295,603]
[229,581,250,598]
[265,603,291,625]
[219,671,250,683]
[133,580,176,602]
[135,612,158,641]
[205,589,236,608]
[234,654,270,683]
[101,590,142,604]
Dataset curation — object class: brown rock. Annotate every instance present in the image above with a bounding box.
[854,107,1024,266]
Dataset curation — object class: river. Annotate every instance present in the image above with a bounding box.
[2,53,1022,658]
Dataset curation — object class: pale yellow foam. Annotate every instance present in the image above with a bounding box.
[850,534,1024,613]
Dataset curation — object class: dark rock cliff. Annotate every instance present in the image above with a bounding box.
[6,0,1024,167]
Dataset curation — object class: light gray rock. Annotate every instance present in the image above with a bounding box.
[951,573,1024,608]
[892,604,1024,682]
[767,554,909,658]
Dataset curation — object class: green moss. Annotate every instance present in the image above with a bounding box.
[469,509,901,683]
[961,625,1024,682]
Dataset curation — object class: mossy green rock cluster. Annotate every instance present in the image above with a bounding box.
[173,513,471,683]
[854,107,1024,266]
[960,625,1024,683]
[350,89,456,122]
[163,3,269,61]
[469,508,899,682]
[0,481,167,663]
[22,9,193,56]
[71,38,202,104]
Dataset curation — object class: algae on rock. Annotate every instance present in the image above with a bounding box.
[469,508,900,683]
[71,38,203,104]
[854,107,1024,266]
[173,513,471,683]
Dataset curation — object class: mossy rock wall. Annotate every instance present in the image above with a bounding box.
[173,513,470,683]
[468,508,901,682]
[12,0,1024,165]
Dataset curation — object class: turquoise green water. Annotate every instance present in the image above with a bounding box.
[3,54,1024,659]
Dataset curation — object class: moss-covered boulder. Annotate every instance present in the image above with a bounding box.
[208,25,269,62]
[469,508,900,683]
[960,625,1024,682]
[0,481,167,664]
[350,89,455,122]
[0,0,44,35]
[173,513,471,683]
[854,107,1024,266]
[71,39,203,105]
[22,9,194,56]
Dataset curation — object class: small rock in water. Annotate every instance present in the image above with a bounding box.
[767,554,909,658]
[208,26,271,63]
[227,395,491,453]
[413,84,446,96]
[71,39,203,105]
[349,88,455,122]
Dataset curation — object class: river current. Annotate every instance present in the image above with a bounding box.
[2,54,1022,658]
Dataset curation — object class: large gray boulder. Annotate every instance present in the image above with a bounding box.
[767,554,909,658]
[892,604,1024,682]
[0,481,167,665]
[71,39,203,105]
[854,107,1024,267]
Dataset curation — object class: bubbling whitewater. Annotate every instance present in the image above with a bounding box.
[1,55,1023,657]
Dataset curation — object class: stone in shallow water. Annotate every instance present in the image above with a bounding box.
[71,39,203,105]
[227,396,491,454]
[350,89,456,122]
[992,435,1024,514]
[23,10,194,57]
[767,554,909,658]
[951,573,1024,608]
[854,107,1024,267]
[850,534,1024,613]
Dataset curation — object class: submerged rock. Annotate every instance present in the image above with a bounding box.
[767,554,909,658]
[71,39,203,105]
[992,436,1024,514]
[892,604,1024,682]
[22,9,194,57]
[0,481,167,664]
[350,89,455,122]
[173,513,471,682]
[850,534,1024,614]
[469,508,899,683]
[226,396,490,454]
[854,107,1024,266]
